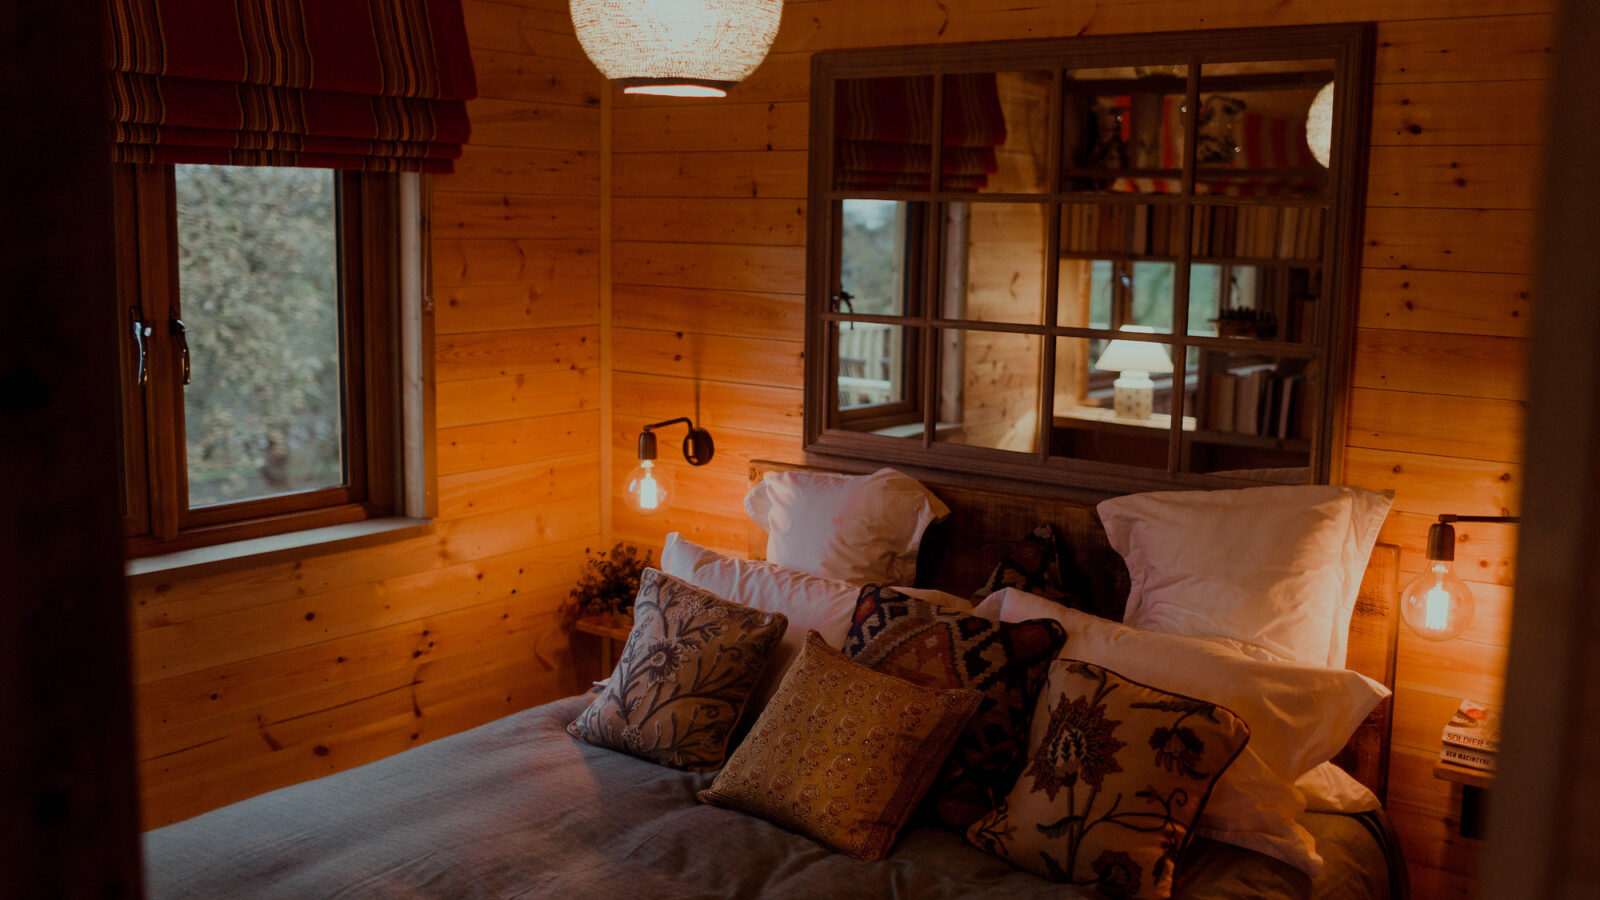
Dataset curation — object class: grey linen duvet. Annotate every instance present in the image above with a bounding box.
[144,695,1394,899]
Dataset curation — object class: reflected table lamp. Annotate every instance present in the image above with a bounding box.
[1094,333,1173,420]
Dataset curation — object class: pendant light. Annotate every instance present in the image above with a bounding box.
[571,0,783,98]
[1306,82,1335,167]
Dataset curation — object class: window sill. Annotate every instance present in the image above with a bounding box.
[124,516,435,586]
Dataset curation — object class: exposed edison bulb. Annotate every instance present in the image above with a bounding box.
[1400,561,1475,641]
[624,459,674,516]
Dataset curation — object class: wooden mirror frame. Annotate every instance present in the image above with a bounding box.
[804,24,1376,495]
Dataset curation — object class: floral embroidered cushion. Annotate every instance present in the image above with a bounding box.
[699,631,981,861]
[567,568,786,771]
[844,585,1066,830]
[967,660,1251,899]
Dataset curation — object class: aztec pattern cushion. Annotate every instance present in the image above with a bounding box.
[845,585,1067,830]
[699,631,981,861]
[967,660,1251,899]
[568,568,786,772]
[971,523,1071,602]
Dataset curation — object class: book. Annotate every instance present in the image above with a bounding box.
[1206,373,1238,431]
[1442,699,1502,752]
[1440,744,1497,772]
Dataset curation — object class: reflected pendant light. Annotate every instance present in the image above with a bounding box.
[1306,82,1335,167]
[571,0,783,98]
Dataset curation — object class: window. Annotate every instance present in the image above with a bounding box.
[807,26,1373,490]
[116,164,410,555]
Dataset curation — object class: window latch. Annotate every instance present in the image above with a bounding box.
[832,290,855,314]
[169,317,191,385]
[130,309,152,387]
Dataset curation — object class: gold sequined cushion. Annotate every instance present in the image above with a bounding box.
[698,631,981,861]
[568,568,787,772]
[966,660,1251,900]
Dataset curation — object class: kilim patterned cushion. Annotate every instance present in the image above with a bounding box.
[699,631,980,861]
[971,523,1071,602]
[845,585,1067,830]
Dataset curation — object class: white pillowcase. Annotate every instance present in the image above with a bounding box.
[972,588,1389,876]
[660,533,972,710]
[745,467,950,584]
[1097,484,1393,667]
[1297,762,1381,814]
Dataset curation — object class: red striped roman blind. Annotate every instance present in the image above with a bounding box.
[105,0,476,173]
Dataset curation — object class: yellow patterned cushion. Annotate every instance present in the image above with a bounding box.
[698,631,981,860]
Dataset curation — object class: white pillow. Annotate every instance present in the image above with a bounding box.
[745,467,950,584]
[1297,762,1381,813]
[972,588,1389,875]
[660,533,973,709]
[1097,484,1393,667]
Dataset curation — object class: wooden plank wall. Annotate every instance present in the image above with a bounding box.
[608,2,1549,898]
[127,0,603,828]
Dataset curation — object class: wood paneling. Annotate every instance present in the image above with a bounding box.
[131,16,605,828]
[606,5,1547,897]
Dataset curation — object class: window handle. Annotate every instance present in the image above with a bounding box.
[170,317,191,385]
[130,309,152,387]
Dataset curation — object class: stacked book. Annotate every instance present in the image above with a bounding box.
[1440,699,1501,771]
[1203,366,1312,439]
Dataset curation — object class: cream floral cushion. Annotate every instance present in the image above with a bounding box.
[699,631,981,860]
[567,568,786,771]
[966,660,1251,899]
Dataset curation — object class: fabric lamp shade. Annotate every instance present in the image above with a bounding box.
[1306,82,1335,168]
[571,0,783,97]
[104,0,477,173]
[1094,338,1173,374]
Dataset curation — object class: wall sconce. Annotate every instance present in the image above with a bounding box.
[1094,327,1173,420]
[624,417,714,516]
[1402,514,1519,641]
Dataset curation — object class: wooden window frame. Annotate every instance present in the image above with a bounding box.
[804,24,1376,494]
[116,163,403,557]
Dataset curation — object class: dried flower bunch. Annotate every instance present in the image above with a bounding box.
[570,542,654,619]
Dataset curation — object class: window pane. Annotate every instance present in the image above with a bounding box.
[941,202,1049,324]
[176,164,345,508]
[1184,347,1315,482]
[831,322,923,439]
[943,71,1053,194]
[1193,59,1334,199]
[834,75,934,191]
[1050,334,1177,470]
[840,199,917,316]
[1063,65,1189,195]
[934,329,1041,453]
[1187,261,1321,343]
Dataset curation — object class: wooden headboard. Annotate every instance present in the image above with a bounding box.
[747,459,1400,802]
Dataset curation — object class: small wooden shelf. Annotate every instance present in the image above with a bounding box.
[574,614,634,676]
[1435,759,1494,839]
[1434,759,1494,790]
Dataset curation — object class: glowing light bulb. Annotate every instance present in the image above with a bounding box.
[1401,560,1475,641]
[624,459,674,516]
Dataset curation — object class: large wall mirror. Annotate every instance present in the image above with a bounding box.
[806,26,1375,492]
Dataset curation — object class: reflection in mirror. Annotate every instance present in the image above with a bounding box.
[943,72,1052,193]
[1184,346,1315,482]
[834,75,935,191]
[1193,59,1334,198]
[934,330,1041,453]
[830,321,923,438]
[1057,205,1178,334]
[941,202,1048,325]
[1062,66,1188,194]
[839,199,922,316]
[1050,335,1179,469]
[1187,261,1321,343]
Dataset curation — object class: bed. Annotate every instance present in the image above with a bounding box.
[143,461,1410,899]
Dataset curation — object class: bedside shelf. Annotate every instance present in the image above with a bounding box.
[1434,759,1494,838]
